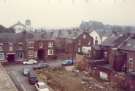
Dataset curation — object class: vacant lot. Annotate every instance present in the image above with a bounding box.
[35,68,92,91]
[35,67,124,91]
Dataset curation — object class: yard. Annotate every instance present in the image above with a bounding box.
[35,67,124,91]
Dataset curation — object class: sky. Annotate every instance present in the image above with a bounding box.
[0,0,135,28]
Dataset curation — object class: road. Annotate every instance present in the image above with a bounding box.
[4,60,63,91]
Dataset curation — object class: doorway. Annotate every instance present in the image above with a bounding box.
[37,49,45,61]
[7,54,15,63]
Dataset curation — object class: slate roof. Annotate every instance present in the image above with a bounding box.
[101,35,120,47]
[56,28,83,39]
[0,33,16,42]
[11,21,25,28]
[119,37,135,51]
[101,33,129,47]
[0,28,84,43]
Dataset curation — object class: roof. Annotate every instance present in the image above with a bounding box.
[126,72,135,79]
[57,28,83,39]
[89,59,108,66]
[11,21,25,28]
[92,45,102,50]
[101,33,129,47]
[119,36,135,51]
[97,64,114,72]
[101,35,120,47]
[0,33,16,42]
[0,28,86,43]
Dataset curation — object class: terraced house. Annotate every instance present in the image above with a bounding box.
[0,31,57,63]
[0,27,96,64]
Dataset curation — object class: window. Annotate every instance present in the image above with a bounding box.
[8,43,13,51]
[128,58,134,72]
[104,51,108,57]
[9,46,13,51]
[27,41,34,48]
[48,49,54,55]
[78,48,81,53]
[83,34,86,39]
[95,40,98,45]
[127,43,131,47]
[18,46,23,50]
[0,52,5,60]
[48,42,53,47]
[16,51,24,59]
[0,46,2,51]
[9,43,13,46]
[88,41,91,45]
[78,40,81,45]
[39,42,43,48]
[28,50,34,57]
[18,42,23,45]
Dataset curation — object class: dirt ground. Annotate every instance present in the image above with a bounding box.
[35,68,92,91]
[35,67,124,91]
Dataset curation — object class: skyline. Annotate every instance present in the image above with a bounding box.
[0,0,135,28]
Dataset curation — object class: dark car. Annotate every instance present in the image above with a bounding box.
[33,63,49,69]
[28,71,38,85]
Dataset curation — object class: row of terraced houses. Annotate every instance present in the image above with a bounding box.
[0,20,108,63]
[1,20,135,91]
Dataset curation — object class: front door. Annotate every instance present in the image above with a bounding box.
[7,54,15,63]
[37,49,45,61]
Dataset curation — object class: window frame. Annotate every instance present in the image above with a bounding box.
[0,52,5,60]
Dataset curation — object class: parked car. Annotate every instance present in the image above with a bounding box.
[28,71,38,85]
[23,67,32,76]
[23,59,37,65]
[62,59,74,66]
[33,63,49,69]
[35,81,49,91]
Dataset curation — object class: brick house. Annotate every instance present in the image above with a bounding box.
[25,31,57,61]
[86,32,135,90]
[74,32,94,70]
[74,32,93,54]
[118,35,135,73]
[83,33,128,80]
[55,30,94,60]
[0,31,57,63]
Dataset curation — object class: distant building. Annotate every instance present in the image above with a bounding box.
[11,20,33,33]
[25,19,33,31]
[11,21,25,33]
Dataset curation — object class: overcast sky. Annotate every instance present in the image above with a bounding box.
[0,0,135,28]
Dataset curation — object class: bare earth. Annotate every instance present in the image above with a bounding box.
[35,67,125,91]
[36,68,92,91]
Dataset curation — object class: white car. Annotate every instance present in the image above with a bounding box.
[23,59,37,65]
[35,81,49,91]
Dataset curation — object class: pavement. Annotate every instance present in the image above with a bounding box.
[0,64,18,91]
[3,60,63,91]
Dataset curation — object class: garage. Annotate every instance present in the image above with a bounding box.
[7,54,15,63]
[37,49,45,61]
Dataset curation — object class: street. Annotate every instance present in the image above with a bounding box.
[4,60,63,91]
